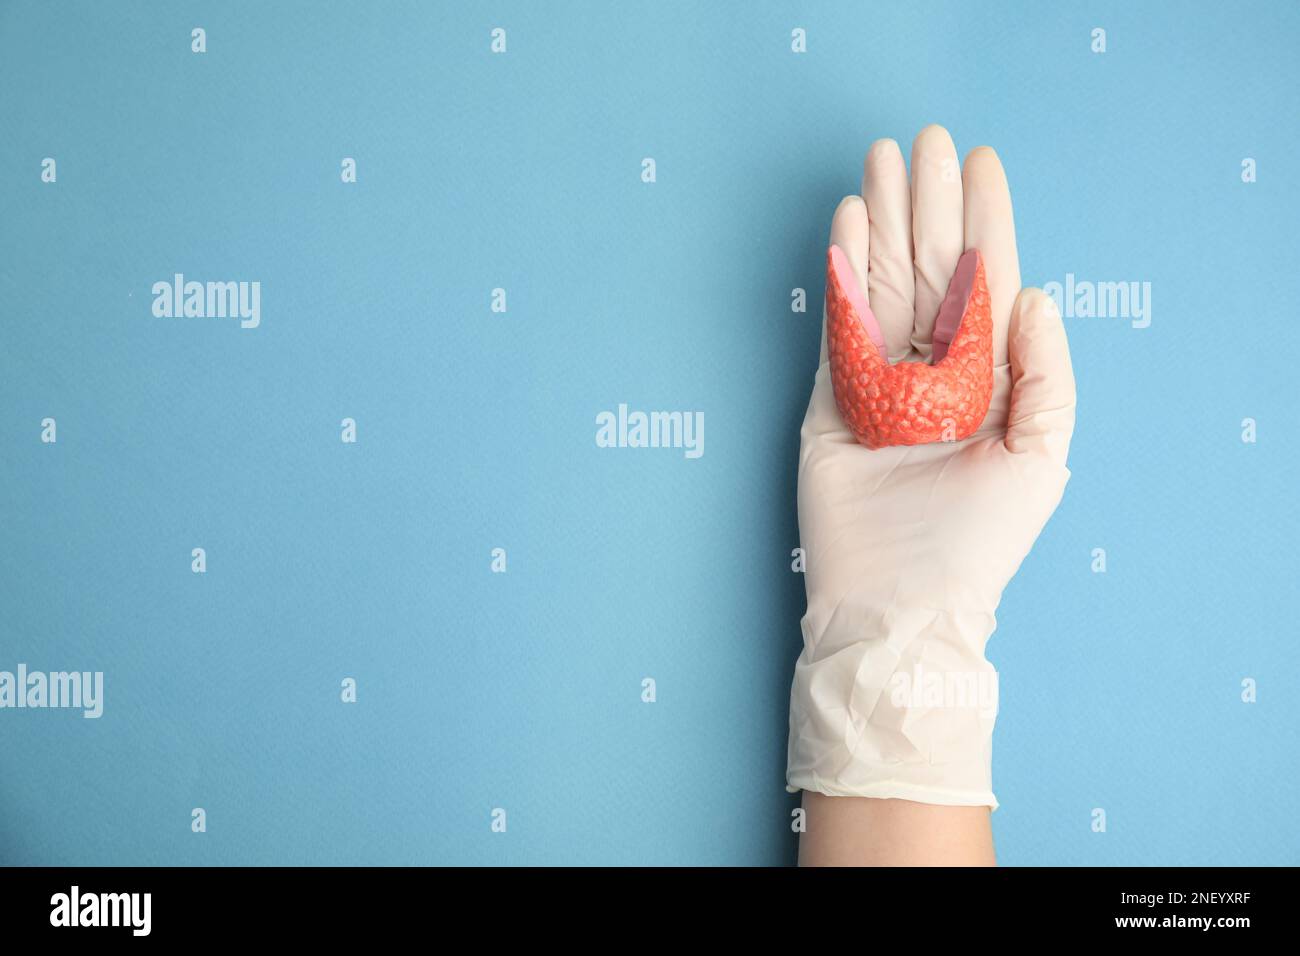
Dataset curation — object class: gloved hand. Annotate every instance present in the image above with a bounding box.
[787,126,1076,809]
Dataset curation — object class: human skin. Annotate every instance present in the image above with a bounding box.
[793,125,1075,866]
[800,792,995,867]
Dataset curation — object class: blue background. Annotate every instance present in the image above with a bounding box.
[2,1,1296,866]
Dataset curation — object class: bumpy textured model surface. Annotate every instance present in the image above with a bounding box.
[826,245,993,449]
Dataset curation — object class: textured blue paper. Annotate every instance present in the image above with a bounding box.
[1,1,1296,865]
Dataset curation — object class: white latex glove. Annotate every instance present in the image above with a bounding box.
[787,127,1076,808]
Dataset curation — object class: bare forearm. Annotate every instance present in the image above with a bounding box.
[798,792,995,867]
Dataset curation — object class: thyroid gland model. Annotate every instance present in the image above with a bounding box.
[826,244,993,450]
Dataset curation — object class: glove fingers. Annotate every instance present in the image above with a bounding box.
[826,195,871,365]
[862,139,916,361]
[830,196,870,303]
[962,147,1020,367]
[910,125,964,360]
[1004,287,1076,465]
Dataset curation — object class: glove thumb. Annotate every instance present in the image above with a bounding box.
[1004,287,1076,467]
